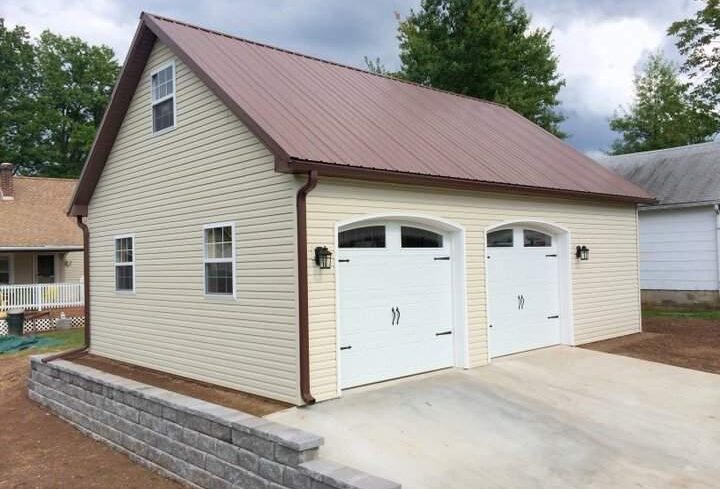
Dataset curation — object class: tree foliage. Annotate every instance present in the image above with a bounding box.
[608,53,719,155]
[668,0,720,105]
[394,0,566,137]
[0,20,119,176]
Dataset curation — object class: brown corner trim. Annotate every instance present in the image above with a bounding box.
[296,170,318,404]
[43,216,91,363]
[284,159,656,205]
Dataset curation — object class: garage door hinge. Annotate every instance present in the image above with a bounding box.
[545,254,557,257]
[434,256,450,261]
[547,315,559,319]
[340,345,352,351]
[435,330,453,336]
[338,259,350,263]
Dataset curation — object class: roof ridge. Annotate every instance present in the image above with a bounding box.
[602,140,720,159]
[141,12,510,111]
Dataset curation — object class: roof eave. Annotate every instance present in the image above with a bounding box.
[283,159,656,205]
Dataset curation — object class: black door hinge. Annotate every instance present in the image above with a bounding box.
[435,331,453,336]
[547,315,559,319]
[340,345,352,351]
[434,256,450,261]
[338,259,350,263]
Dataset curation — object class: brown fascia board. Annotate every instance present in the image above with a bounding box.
[68,20,156,216]
[283,158,657,205]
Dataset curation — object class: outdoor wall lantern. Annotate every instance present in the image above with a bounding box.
[575,245,589,261]
[314,246,333,269]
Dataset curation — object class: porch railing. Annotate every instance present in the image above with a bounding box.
[0,283,84,311]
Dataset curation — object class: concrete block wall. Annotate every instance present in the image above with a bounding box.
[28,356,399,489]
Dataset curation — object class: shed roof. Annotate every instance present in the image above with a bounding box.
[597,141,720,207]
[0,176,82,249]
[69,13,652,214]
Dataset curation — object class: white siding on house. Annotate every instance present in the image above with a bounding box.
[87,42,301,404]
[306,178,641,401]
[61,251,84,282]
[638,206,718,291]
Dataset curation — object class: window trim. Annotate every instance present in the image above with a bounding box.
[114,234,136,294]
[487,228,514,248]
[203,222,236,298]
[150,60,176,135]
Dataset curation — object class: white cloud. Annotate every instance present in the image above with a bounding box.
[541,17,664,115]
[1,0,135,59]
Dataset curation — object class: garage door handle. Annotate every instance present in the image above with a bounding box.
[391,307,397,325]
[435,331,452,336]
[396,307,400,325]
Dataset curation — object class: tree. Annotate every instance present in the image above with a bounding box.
[668,0,720,106]
[0,20,119,177]
[394,0,566,137]
[0,20,41,174]
[608,53,719,155]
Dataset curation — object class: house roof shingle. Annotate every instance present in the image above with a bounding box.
[0,176,82,249]
[597,141,720,207]
[69,13,653,213]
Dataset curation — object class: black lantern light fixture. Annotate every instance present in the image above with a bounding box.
[314,246,333,269]
[575,245,589,261]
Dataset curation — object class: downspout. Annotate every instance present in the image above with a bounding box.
[297,170,318,404]
[43,216,90,363]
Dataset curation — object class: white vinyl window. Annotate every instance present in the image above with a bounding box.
[151,62,175,133]
[114,235,135,292]
[204,223,235,296]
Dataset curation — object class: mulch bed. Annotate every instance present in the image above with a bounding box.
[582,316,720,374]
[72,354,290,416]
[0,355,183,489]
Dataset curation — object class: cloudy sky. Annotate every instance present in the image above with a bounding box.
[1,0,698,154]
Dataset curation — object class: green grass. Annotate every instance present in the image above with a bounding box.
[1,328,85,359]
[643,309,720,320]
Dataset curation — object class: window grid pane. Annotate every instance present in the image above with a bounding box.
[339,226,386,248]
[523,229,552,247]
[487,229,514,247]
[115,264,133,291]
[204,225,234,295]
[153,99,174,132]
[401,226,443,248]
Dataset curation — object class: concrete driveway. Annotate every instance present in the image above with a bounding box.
[267,346,720,489]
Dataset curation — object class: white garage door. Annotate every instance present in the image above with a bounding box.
[338,223,455,389]
[487,227,561,357]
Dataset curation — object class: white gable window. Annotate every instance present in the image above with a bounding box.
[114,235,135,292]
[204,223,235,296]
[151,62,175,133]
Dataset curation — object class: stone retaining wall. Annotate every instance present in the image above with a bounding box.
[28,356,399,489]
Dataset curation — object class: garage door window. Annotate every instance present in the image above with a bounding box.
[401,226,443,248]
[339,226,386,248]
[487,229,513,247]
[524,229,552,247]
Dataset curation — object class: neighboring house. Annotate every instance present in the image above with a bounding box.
[0,162,85,331]
[68,13,652,405]
[599,142,720,307]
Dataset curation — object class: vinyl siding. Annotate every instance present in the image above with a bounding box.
[638,206,718,291]
[87,41,301,404]
[12,253,33,284]
[62,251,84,282]
[306,178,641,401]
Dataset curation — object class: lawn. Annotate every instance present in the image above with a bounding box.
[642,308,720,320]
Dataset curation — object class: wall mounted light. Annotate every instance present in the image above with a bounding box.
[575,245,589,261]
[314,246,333,269]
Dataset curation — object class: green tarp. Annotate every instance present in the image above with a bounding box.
[0,335,61,354]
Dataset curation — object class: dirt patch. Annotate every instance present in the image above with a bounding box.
[582,316,720,374]
[0,355,182,489]
[72,354,290,416]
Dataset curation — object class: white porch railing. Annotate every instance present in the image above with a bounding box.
[0,283,84,311]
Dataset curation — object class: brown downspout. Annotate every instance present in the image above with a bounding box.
[43,216,90,363]
[297,170,318,404]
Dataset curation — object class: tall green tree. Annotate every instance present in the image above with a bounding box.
[669,0,720,106]
[0,20,41,174]
[0,21,119,177]
[395,0,566,137]
[608,53,719,155]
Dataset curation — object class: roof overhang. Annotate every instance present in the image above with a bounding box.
[282,158,657,205]
[639,200,720,211]
[0,246,84,252]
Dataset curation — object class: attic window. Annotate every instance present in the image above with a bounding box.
[151,62,175,133]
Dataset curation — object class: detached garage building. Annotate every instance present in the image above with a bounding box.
[69,13,653,405]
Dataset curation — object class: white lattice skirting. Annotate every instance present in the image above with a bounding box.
[0,316,85,336]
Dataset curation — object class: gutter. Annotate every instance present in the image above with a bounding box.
[43,216,90,363]
[296,171,318,404]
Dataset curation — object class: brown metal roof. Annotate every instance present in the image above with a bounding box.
[69,13,652,214]
[1,176,82,249]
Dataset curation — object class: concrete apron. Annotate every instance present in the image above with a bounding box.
[268,346,720,489]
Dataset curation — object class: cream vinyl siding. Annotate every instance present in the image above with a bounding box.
[62,251,84,282]
[306,178,641,401]
[87,42,301,404]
